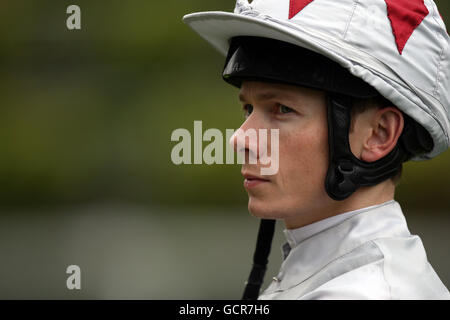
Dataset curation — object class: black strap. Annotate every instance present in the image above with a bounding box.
[325,94,408,200]
[242,219,276,300]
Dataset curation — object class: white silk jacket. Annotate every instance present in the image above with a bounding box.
[258,201,450,300]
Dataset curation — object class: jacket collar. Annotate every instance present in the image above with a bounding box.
[275,200,410,291]
[282,203,377,251]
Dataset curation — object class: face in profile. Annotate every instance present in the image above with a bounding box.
[231,81,335,227]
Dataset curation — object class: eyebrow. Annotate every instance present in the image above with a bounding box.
[238,91,280,103]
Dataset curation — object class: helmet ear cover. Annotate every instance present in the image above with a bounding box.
[325,94,434,200]
[223,36,434,201]
[326,94,402,200]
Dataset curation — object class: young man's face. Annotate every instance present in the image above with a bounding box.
[233,81,335,226]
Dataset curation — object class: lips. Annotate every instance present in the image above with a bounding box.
[242,172,270,189]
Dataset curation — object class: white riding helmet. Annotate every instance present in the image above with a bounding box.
[183,0,450,161]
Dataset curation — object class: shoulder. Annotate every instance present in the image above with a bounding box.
[299,235,450,300]
[298,259,391,300]
[371,236,450,299]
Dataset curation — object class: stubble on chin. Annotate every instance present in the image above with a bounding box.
[247,196,277,219]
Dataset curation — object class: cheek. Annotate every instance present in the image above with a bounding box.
[278,122,329,188]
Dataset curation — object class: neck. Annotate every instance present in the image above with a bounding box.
[284,180,396,230]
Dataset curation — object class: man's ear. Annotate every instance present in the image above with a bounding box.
[360,107,404,163]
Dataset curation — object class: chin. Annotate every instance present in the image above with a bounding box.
[247,197,286,219]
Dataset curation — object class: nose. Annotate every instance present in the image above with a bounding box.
[229,115,268,164]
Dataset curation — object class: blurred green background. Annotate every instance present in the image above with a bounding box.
[0,0,448,299]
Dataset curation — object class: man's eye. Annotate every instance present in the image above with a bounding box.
[278,104,294,114]
[243,104,253,117]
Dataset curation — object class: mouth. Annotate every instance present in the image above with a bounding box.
[242,172,270,189]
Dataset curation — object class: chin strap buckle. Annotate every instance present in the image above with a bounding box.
[337,160,357,195]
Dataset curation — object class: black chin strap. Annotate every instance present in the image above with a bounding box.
[325,93,409,200]
[242,219,276,300]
